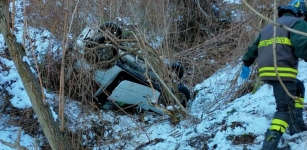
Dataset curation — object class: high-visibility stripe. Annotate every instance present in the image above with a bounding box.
[259,72,297,78]
[295,98,304,103]
[270,118,288,133]
[270,125,286,133]
[266,135,276,141]
[258,37,292,48]
[294,0,300,7]
[259,67,298,74]
[271,119,289,128]
[295,103,304,108]
[295,98,304,108]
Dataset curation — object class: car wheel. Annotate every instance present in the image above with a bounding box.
[96,47,116,61]
[158,85,190,108]
[177,85,190,107]
[171,62,184,79]
[99,22,122,39]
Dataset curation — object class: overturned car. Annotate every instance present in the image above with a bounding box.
[68,22,190,115]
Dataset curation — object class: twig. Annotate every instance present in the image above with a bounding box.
[242,0,307,106]
[126,32,190,116]
[176,19,251,57]
[58,0,70,132]
[11,0,15,34]
[195,0,209,17]
[59,0,80,131]
[6,0,11,35]
[134,138,164,150]
[16,127,21,146]
[144,61,158,105]
[0,140,28,150]
[23,0,47,105]
[144,57,189,116]
[27,31,47,104]
[114,102,142,113]
[22,0,26,50]
[0,83,9,96]
[271,0,298,100]
[32,138,38,150]
[0,127,28,150]
[241,0,307,36]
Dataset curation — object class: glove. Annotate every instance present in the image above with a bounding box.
[240,65,250,79]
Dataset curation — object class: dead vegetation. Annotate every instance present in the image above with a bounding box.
[226,133,257,145]
[24,0,285,91]
[0,0,294,149]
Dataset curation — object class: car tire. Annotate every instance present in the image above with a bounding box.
[171,62,184,79]
[177,85,190,107]
[157,85,190,108]
[86,22,121,65]
[99,22,122,39]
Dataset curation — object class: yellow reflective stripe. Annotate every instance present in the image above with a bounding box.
[295,0,300,7]
[295,98,304,103]
[270,125,286,133]
[258,37,292,48]
[266,135,276,141]
[272,119,289,128]
[259,73,297,78]
[295,98,304,108]
[259,67,298,74]
[295,103,304,108]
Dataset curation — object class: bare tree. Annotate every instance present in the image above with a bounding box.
[0,0,72,149]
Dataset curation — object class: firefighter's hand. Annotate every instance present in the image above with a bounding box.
[240,65,250,79]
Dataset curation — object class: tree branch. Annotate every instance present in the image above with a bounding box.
[241,0,307,36]
[0,127,28,150]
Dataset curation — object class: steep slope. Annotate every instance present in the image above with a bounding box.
[0,1,306,150]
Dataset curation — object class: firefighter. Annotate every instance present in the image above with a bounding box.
[240,0,307,149]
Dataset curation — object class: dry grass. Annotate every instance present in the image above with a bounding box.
[7,0,293,148]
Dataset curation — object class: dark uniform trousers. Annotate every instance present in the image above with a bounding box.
[266,79,305,134]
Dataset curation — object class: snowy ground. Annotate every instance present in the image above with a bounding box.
[0,1,307,150]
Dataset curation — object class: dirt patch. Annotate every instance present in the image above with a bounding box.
[230,121,245,130]
[5,106,40,136]
[188,134,212,150]
[220,120,245,132]
[226,133,256,145]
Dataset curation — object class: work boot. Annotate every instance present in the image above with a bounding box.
[261,129,283,150]
[289,108,307,135]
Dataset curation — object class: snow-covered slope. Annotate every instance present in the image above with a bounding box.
[0,1,306,150]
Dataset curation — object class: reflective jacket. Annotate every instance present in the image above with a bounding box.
[243,13,307,82]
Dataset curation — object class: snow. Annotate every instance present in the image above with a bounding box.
[22,56,31,65]
[0,0,306,150]
[0,56,32,109]
[0,34,5,52]
[50,107,58,122]
[224,0,241,4]
[0,115,35,149]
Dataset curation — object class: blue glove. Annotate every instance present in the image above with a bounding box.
[240,65,250,79]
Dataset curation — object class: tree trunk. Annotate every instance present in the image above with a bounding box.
[0,1,72,150]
